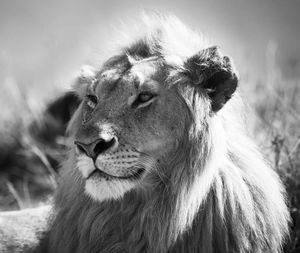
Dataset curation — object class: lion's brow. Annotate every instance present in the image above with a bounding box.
[100,79,121,98]
[95,68,129,98]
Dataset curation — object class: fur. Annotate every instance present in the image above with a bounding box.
[0,206,52,253]
[35,14,290,253]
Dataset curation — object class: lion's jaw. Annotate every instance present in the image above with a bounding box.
[76,144,156,202]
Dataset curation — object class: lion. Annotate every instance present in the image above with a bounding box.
[0,14,290,253]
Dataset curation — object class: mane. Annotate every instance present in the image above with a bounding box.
[40,14,290,253]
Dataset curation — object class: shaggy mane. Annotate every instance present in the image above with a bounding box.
[37,14,290,253]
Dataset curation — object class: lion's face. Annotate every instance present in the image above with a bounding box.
[71,57,187,201]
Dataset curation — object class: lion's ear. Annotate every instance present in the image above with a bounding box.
[72,65,96,98]
[184,46,238,112]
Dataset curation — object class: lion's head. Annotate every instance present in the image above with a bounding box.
[69,27,237,203]
[43,14,289,253]
[70,56,190,201]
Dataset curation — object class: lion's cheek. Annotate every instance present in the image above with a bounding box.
[138,135,177,158]
[139,139,164,153]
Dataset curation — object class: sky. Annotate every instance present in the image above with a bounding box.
[0,0,299,97]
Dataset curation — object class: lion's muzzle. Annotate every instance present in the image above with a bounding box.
[76,141,145,180]
[94,145,143,178]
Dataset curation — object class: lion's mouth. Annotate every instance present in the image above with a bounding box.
[76,144,146,181]
[87,167,145,181]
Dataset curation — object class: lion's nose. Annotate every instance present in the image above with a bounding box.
[75,137,117,160]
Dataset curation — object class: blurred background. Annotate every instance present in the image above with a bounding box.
[0,0,299,252]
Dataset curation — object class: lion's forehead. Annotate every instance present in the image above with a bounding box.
[100,69,121,82]
[95,58,161,99]
[95,69,125,98]
[129,60,159,84]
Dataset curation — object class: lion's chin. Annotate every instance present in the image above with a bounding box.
[76,154,145,202]
[85,176,137,202]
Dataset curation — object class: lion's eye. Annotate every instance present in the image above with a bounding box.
[86,94,98,109]
[134,92,156,107]
[130,91,157,108]
[131,92,156,108]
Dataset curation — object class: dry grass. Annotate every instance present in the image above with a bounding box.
[251,78,300,253]
[0,83,59,210]
[242,50,300,252]
[0,58,299,252]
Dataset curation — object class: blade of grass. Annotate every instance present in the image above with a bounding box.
[6,181,25,210]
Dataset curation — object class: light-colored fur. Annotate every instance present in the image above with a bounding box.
[2,14,290,253]
[0,206,51,253]
[76,155,136,201]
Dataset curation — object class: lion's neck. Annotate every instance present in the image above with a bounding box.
[47,154,218,253]
[48,186,168,252]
